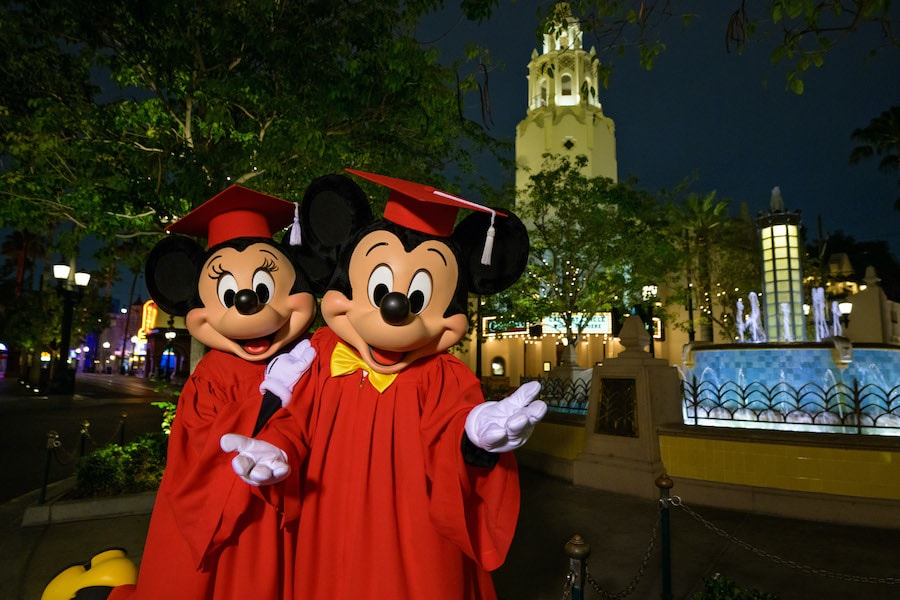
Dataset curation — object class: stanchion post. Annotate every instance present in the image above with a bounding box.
[79,419,90,456]
[565,534,591,600]
[119,411,128,446]
[656,473,674,600]
[39,431,59,505]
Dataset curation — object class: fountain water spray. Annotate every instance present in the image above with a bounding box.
[747,292,766,343]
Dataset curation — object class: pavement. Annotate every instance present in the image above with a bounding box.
[1,382,899,599]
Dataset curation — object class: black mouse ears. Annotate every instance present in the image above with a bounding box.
[452,208,530,295]
[288,173,531,296]
[144,235,205,316]
[289,174,374,294]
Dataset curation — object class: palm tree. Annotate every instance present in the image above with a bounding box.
[850,106,900,209]
[0,230,46,297]
[669,191,729,342]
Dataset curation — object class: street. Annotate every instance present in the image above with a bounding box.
[0,373,172,504]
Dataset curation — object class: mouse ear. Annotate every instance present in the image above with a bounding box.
[452,208,530,295]
[281,174,373,294]
[144,235,205,316]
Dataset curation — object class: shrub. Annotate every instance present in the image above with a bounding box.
[690,574,779,600]
[73,432,168,498]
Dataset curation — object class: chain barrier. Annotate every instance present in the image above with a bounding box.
[49,413,129,465]
[558,474,897,600]
[560,517,660,600]
[37,413,130,504]
[672,497,899,587]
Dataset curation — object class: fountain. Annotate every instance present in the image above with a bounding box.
[746,292,766,343]
[679,191,900,436]
[780,303,793,343]
[812,286,828,342]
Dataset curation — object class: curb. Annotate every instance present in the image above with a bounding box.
[21,479,156,527]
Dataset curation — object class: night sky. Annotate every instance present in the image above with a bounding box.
[422,0,900,258]
[79,2,900,305]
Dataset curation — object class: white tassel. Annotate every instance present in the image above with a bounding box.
[480,211,496,266]
[289,202,302,246]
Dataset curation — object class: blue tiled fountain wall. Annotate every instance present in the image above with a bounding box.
[683,343,900,390]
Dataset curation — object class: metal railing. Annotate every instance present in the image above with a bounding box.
[523,376,590,416]
[681,376,900,435]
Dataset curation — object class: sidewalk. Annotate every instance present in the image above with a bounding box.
[3,466,899,600]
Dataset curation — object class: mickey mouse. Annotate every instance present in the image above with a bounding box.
[222,170,547,600]
[44,184,323,600]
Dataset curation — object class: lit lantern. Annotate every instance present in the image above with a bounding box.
[755,187,805,342]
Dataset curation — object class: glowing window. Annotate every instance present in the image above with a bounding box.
[491,357,506,376]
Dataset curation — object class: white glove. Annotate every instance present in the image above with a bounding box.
[465,381,547,453]
[259,339,316,407]
[220,433,290,486]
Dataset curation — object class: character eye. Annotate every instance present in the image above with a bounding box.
[367,264,393,308]
[253,270,276,305]
[408,270,432,314]
[217,273,239,308]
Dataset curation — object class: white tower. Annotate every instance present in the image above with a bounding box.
[515,1,618,200]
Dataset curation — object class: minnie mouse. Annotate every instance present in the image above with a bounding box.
[222,170,546,600]
[43,183,332,600]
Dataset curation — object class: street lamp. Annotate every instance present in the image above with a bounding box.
[50,263,90,394]
[163,319,177,379]
[101,341,111,373]
[642,284,659,357]
[838,301,853,329]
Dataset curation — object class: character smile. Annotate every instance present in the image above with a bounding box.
[240,335,275,355]
[369,346,405,367]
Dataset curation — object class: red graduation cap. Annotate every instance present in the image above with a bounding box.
[345,168,504,264]
[166,185,300,248]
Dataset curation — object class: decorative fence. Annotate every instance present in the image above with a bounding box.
[681,376,900,436]
[523,376,590,416]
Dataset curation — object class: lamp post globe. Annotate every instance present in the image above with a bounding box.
[49,263,90,395]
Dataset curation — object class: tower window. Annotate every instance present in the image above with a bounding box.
[561,74,573,96]
[563,139,575,150]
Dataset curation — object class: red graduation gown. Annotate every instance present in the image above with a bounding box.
[110,350,295,600]
[258,327,520,600]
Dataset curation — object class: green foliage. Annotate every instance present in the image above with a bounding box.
[0,251,112,358]
[662,190,760,341]
[73,433,168,498]
[150,399,178,436]
[0,0,504,250]
[690,573,779,600]
[849,106,900,209]
[489,153,679,344]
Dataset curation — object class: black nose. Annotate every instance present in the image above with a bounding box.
[380,292,410,326]
[234,289,263,315]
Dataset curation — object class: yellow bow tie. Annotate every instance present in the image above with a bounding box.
[330,342,398,393]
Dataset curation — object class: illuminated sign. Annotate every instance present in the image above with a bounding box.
[482,312,613,336]
[139,300,158,340]
[541,313,612,335]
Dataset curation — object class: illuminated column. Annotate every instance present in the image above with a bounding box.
[755,187,805,342]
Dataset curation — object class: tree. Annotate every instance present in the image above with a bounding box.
[850,106,900,209]
[664,191,760,342]
[0,0,505,249]
[488,154,678,357]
